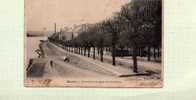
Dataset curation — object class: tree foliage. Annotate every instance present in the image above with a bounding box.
[49,0,162,73]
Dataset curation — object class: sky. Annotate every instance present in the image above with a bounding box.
[25,0,130,32]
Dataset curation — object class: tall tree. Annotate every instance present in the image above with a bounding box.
[119,0,161,73]
[102,15,122,66]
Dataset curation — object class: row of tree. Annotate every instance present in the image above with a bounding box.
[49,0,162,73]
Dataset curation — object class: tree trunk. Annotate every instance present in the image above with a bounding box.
[141,48,144,57]
[139,48,142,57]
[81,47,83,55]
[80,47,81,55]
[147,46,151,61]
[112,32,117,66]
[153,47,156,61]
[84,47,86,56]
[121,48,123,57]
[97,47,100,55]
[112,44,116,66]
[77,47,79,54]
[93,46,95,60]
[132,46,138,73]
[158,47,160,58]
[88,47,90,57]
[100,46,103,62]
[100,39,104,62]
[78,47,80,54]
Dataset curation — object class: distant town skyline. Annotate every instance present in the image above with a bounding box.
[26,0,130,32]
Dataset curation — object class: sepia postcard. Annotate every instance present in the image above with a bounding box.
[24,0,163,87]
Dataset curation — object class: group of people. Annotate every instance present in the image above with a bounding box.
[35,49,70,67]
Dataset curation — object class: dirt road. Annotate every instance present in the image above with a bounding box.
[26,41,162,87]
[32,41,119,79]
